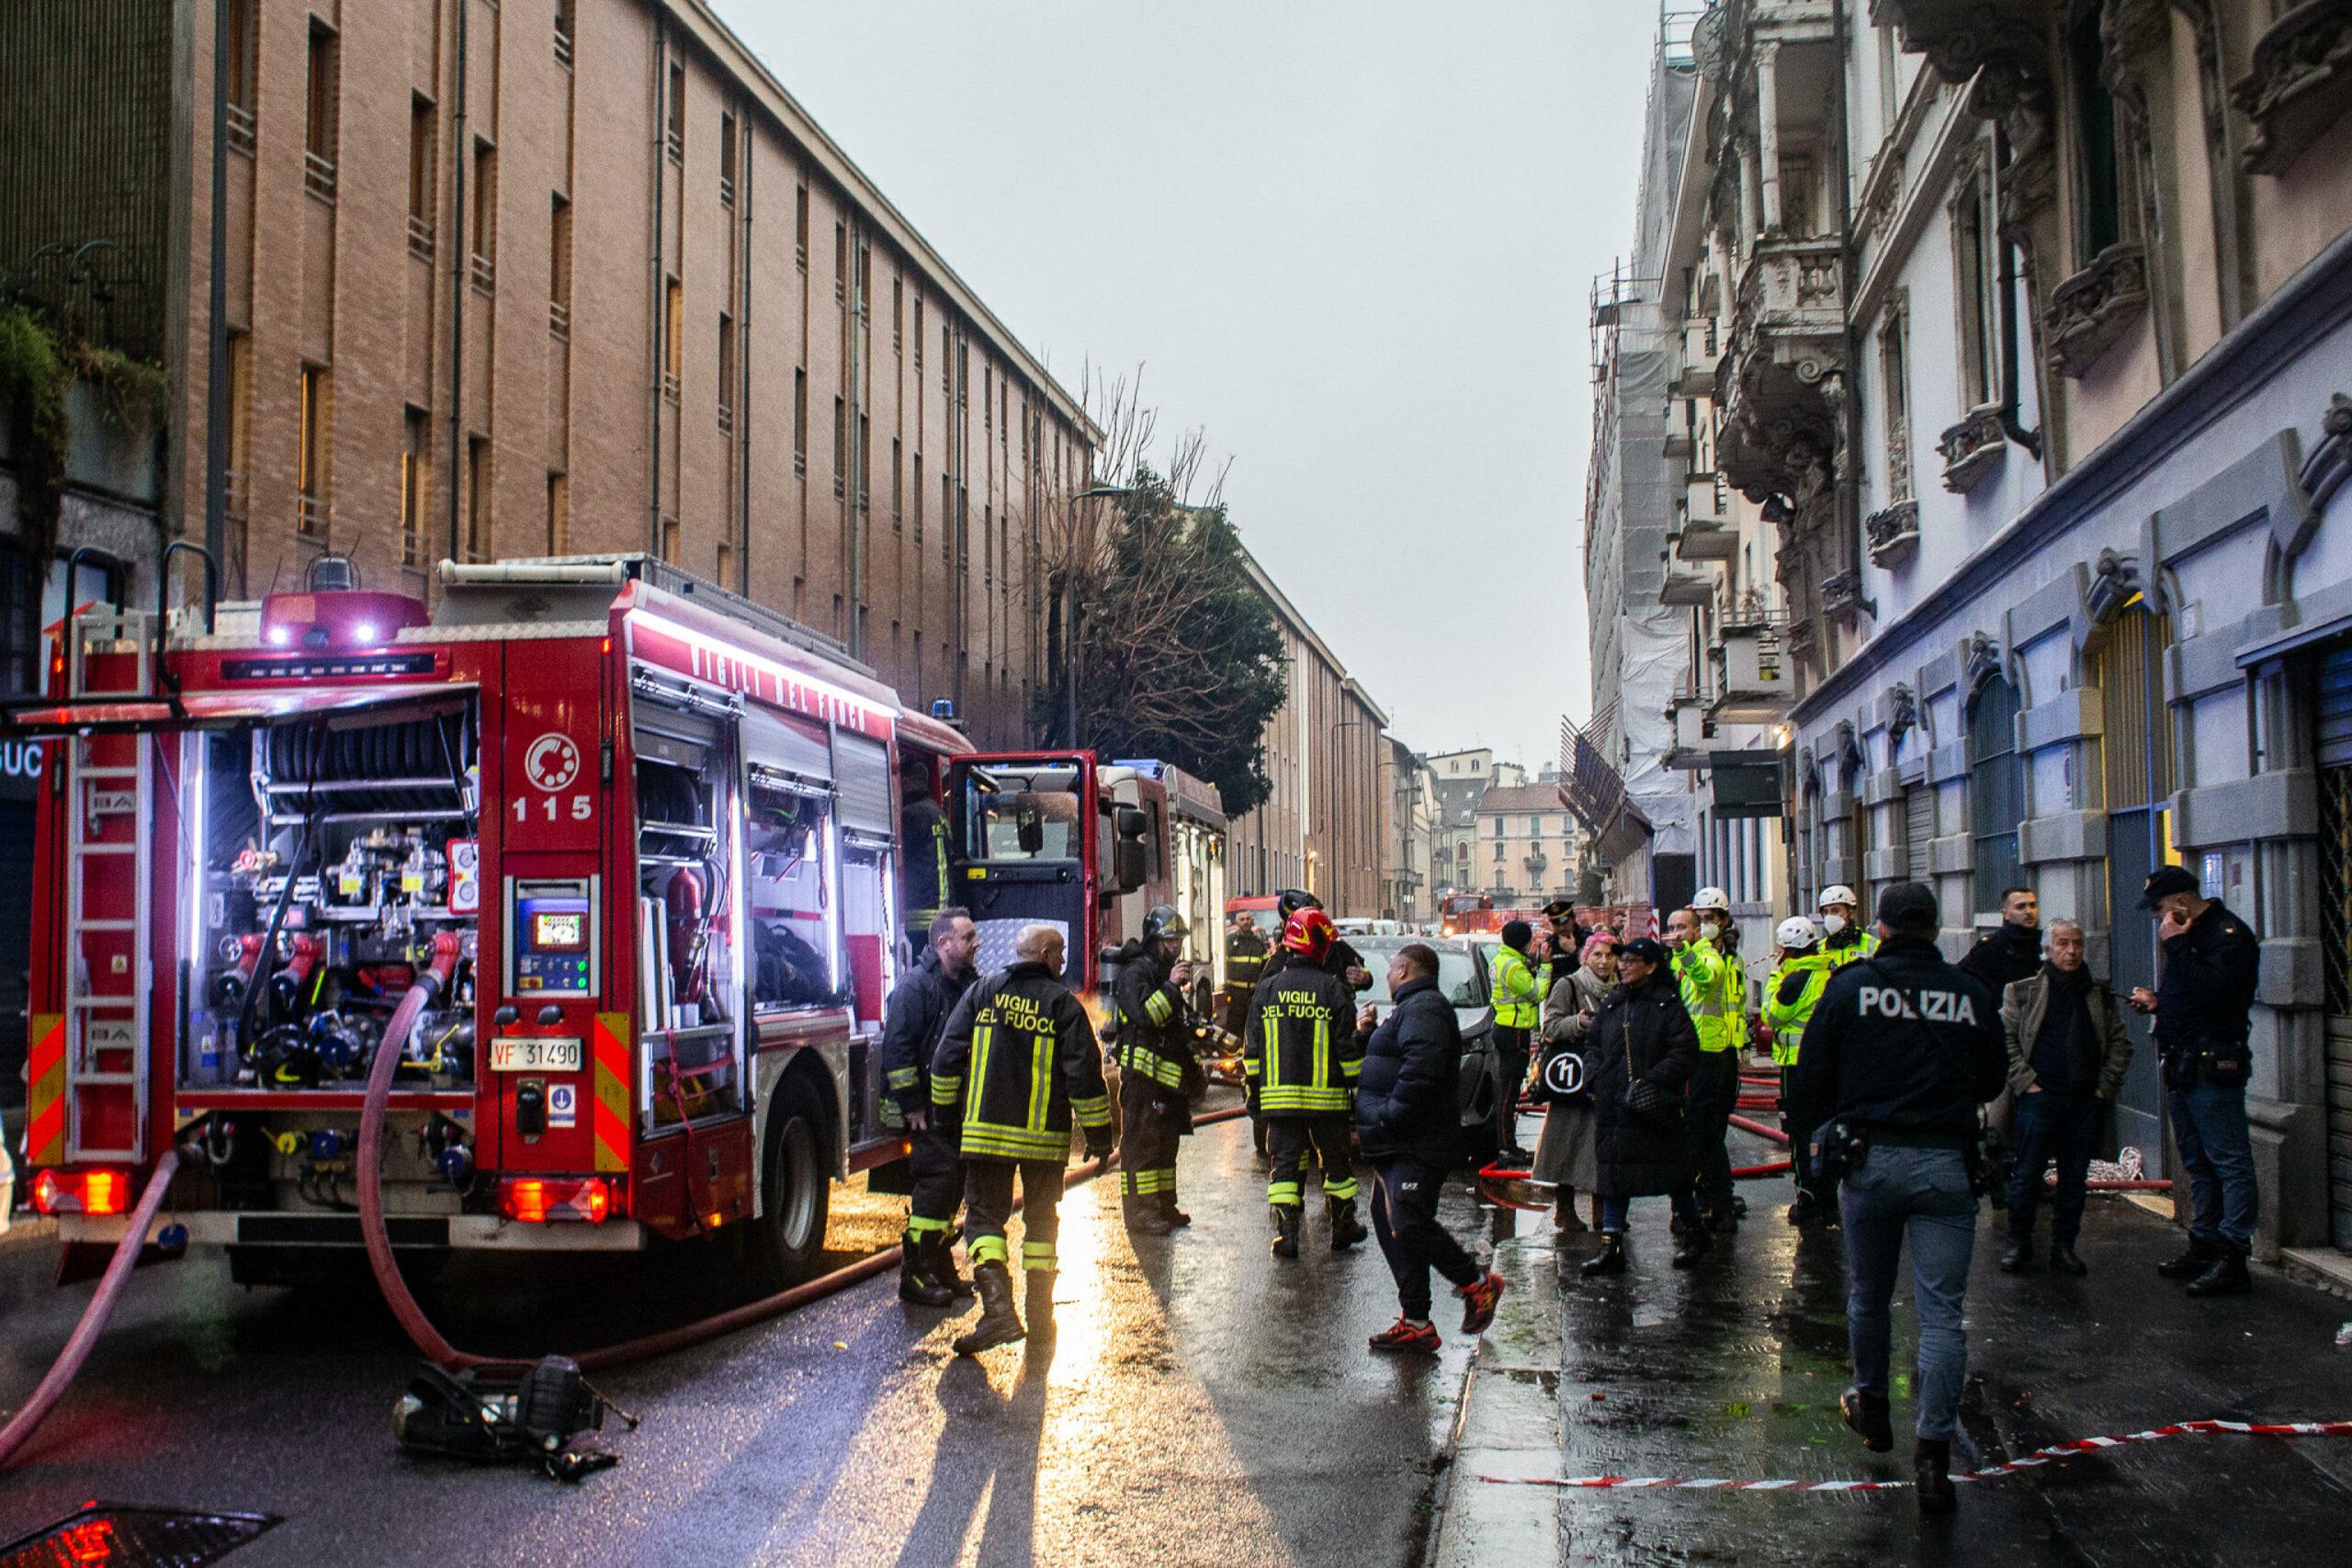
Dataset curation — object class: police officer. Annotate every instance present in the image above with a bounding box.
[1245,907,1368,1258]
[931,923,1114,1355]
[1114,905,1198,1236]
[880,906,979,1306]
[1795,883,2004,1514]
[1763,915,1835,1227]
[2126,865,2261,1297]
[1817,885,1878,967]
[1670,892,1741,1228]
[1488,921,1543,1165]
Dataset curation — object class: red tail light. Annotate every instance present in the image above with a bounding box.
[32,1168,131,1217]
[497,1175,616,1224]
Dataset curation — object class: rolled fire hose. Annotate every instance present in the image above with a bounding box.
[0,1147,183,1470]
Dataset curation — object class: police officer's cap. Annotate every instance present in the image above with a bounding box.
[1542,899,1575,920]
[1875,881,1938,933]
[2137,864,2199,908]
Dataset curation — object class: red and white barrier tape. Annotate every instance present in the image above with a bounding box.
[1477,1417,2352,1491]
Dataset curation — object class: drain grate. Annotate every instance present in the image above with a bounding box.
[0,1505,278,1568]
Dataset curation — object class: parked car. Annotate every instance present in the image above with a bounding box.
[1348,935,1493,1043]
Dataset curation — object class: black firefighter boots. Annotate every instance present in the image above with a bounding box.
[1023,1269,1058,1346]
[1271,1204,1302,1259]
[1161,1192,1193,1228]
[898,1231,954,1308]
[1915,1438,1958,1515]
[952,1261,1024,1356]
[1124,1194,1173,1237]
[927,1232,975,1297]
[1329,1196,1369,1251]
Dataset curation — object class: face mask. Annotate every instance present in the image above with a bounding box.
[1822,913,1849,935]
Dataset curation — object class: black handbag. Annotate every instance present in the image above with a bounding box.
[1621,1075,1680,1129]
[1533,1043,1591,1107]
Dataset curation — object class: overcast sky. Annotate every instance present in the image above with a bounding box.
[734,1,1659,773]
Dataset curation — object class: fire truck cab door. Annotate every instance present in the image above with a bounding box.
[946,752,1098,988]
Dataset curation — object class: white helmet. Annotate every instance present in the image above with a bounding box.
[1775,915,1822,950]
[1817,885,1860,910]
[1691,886,1731,913]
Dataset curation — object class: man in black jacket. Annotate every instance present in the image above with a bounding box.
[2126,865,2262,1297]
[1797,883,2004,1515]
[1356,943,1503,1355]
[880,908,978,1306]
[1959,886,2042,994]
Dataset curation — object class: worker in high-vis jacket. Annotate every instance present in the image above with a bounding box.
[1763,914,1837,1227]
[1488,922,1544,1164]
[1670,890,1742,1230]
[931,922,1114,1355]
[1114,906,1199,1236]
[1245,907,1369,1259]
[1817,885,1879,968]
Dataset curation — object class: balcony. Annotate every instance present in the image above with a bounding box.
[2236,4,2352,174]
[1667,690,1715,771]
[1661,566,1714,607]
[1673,514,1736,562]
[1715,236,1846,506]
[1709,613,1795,725]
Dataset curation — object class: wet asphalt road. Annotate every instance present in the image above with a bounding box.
[1442,1113,2352,1567]
[0,1103,1487,1567]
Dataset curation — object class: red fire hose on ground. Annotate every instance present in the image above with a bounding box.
[0,1148,182,1470]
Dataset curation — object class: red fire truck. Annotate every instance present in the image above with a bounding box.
[11,555,1199,1290]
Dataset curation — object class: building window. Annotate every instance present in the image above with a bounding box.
[548,195,571,338]
[1968,672,2024,915]
[2067,6,2123,263]
[465,435,491,560]
[1781,152,1815,238]
[942,323,952,395]
[832,397,847,497]
[912,453,923,546]
[793,369,807,473]
[891,437,902,527]
[225,0,256,152]
[718,112,737,205]
[547,471,569,554]
[856,412,869,512]
[1881,300,1912,502]
[407,95,436,260]
[1954,164,2000,409]
[662,276,682,403]
[470,138,496,291]
[553,0,574,68]
[665,62,684,163]
[297,365,330,536]
[892,276,903,352]
[400,406,429,566]
[717,313,735,433]
[662,514,681,563]
[304,20,339,201]
[941,475,952,562]
[795,183,808,269]
[834,222,847,305]
[913,299,924,372]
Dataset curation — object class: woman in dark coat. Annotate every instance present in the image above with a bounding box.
[1583,938,1710,1275]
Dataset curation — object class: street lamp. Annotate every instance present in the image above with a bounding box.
[1065,482,1136,749]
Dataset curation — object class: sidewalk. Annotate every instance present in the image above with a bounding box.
[1432,1167,2352,1566]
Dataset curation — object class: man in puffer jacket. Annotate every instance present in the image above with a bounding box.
[1355,943,1503,1355]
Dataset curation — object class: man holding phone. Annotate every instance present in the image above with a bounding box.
[2125,865,2261,1297]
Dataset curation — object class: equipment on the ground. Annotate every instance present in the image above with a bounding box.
[393,1354,637,1480]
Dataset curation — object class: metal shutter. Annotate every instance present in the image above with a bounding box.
[2318,642,2352,769]
[831,729,893,839]
[744,705,831,785]
[1905,786,1933,881]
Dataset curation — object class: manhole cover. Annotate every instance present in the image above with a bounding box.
[0,1505,277,1568]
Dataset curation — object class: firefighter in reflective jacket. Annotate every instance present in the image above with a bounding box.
[1764,915,1837,1226]
[1818,885,1879,968]
[931,922,1113,1355]
[881,906,979,1306]
[1114,905,1198,1236]
[1246,908,1370,1259]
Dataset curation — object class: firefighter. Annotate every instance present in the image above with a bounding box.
[1671,891,1741,1229]
[1249,889,1373,1156]
[930,922,1114,1355]
[1487,921,1543,1165]
[1763,915,1836,1227]
[1818,885,1878,967]
[881,906,980,1306]
[1222,910,1269,1038]
[1245,907,1368,1258]
[1114,905,1198,1236]
[899,760,953,942]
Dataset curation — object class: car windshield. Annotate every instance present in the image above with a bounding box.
[1352,941,1487,1010]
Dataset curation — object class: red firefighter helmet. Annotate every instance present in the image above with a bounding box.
[1282,907,1337,964]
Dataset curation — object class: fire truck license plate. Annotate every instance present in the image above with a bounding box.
[490,1037,582,1073]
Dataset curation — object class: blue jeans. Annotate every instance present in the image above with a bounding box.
[1598,1190,1702,1234]
[1840,1145,1977,1441]
[2006,1090,2103,1248]
[2168,1076,2257,1256]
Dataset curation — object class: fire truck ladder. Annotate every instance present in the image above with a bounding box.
[61,605,155,1162]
